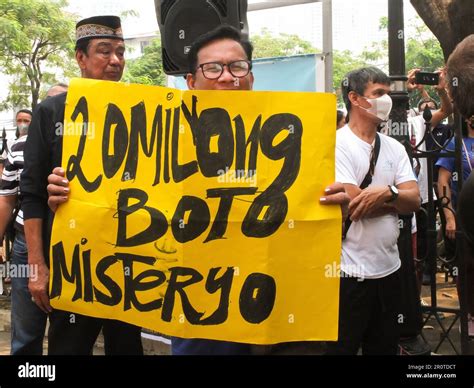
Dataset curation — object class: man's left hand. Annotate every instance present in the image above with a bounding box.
[320,182,350,221]
[349,186,390,221]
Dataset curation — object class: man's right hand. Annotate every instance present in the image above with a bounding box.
[407,68,424,92]
[47,167,69,213]
[28,260,52,313]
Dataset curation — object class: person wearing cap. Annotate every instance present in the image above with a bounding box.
[20,15,143,355]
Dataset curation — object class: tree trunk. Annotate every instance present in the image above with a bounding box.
[31,87,39,110]
[410,0,474,60]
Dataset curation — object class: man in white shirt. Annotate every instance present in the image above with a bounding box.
[326,67,420,355]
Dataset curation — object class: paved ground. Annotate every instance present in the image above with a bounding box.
[419,274,464,355]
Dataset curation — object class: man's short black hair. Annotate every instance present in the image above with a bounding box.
[75,39,90,55]
[16,109,32,118]
[341,67,391,114]
[187,25,253,74]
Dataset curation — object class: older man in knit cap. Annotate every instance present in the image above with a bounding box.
[20,15,143,355]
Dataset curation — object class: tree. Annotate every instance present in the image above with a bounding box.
[357,15,444,107]
[122,39,166,86]
[251,30,370,104]
[252,28,316,59]
[333,50,369,104]
[404,17,445,107]
[405,18,444,72]
[0,0,76,110]
[410,0,474,60]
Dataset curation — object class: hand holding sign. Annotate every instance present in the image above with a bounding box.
[50,78,341,344]
[47,167,69,213]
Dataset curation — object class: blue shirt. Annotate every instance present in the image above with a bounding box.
[436,137,474,205]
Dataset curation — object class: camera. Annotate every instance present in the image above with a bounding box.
[415,71,439,85]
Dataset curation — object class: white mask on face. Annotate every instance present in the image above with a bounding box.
[360,94,393,121]
[17,123,29,134]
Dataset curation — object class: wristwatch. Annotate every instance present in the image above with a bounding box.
[387,185,399,203]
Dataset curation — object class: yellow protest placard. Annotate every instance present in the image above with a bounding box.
[50,78,340,344]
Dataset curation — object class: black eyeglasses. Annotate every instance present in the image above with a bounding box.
[197,60,252,80]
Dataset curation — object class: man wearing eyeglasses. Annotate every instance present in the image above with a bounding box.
[185,32,253,91]
[175,24,351,355]
[170,26,255,355]
[46,25,349,355]
[326,67,420,355]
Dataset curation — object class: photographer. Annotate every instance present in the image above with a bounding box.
[407,68,453,286]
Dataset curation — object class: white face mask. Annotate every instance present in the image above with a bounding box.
[17,123,29,134]
[360,94,393,121]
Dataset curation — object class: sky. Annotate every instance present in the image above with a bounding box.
[0,0,421,128]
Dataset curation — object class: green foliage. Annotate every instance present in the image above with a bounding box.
[333,50,370,105]
[2,71,29,109]
[0,0,76,109]
[404,17,445,107]
[252,28,316,59]
[122,39,166,86]
[251,29,369,105]
[379,16,388,30]
[342,15,445,108]
[332,15,444,107]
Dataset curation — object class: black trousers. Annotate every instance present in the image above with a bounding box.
[326,269,402,355]
[48,310,143,355]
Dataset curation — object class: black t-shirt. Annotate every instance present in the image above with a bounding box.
[20,92,66,261]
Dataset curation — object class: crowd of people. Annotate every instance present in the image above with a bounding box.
[0,13,472,356]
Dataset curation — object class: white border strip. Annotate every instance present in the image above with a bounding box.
[141,332,172,345]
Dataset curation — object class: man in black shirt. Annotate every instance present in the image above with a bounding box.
[20,15,143,355]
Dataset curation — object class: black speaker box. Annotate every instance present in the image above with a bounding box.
[157,0,248,75]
